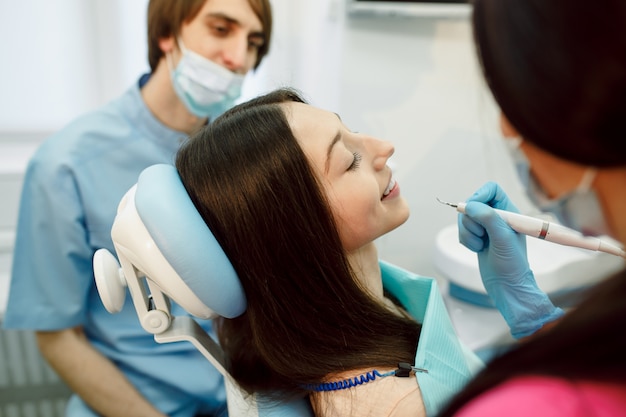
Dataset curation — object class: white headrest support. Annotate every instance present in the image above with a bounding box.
[112,164,246,319]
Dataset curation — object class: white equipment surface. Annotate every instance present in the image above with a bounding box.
[434,223,624,298]
[433,223,624,355]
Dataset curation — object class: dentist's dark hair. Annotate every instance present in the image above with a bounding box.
[473,0,626,167]
[175,88,420,401]
[439,0,626,414]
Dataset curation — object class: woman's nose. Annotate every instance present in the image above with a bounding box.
[371,138,394,170]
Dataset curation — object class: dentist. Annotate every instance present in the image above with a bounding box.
[438,0,626,414]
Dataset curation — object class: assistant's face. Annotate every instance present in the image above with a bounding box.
[284,102,410,252]
[172,0,266,74]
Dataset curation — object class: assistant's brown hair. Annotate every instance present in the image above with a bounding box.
[175,88,420,400]
[147,0,272,71]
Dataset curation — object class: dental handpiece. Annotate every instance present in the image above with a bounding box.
[437,198,626,259]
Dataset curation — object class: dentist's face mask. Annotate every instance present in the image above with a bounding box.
[505,138,609,236]
[168,39,245,120]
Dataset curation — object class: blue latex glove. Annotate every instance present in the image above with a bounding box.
[458,181,564,339]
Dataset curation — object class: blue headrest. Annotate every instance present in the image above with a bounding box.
[134,164,246,318]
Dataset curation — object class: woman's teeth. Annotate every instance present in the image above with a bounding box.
[383,177,396,197]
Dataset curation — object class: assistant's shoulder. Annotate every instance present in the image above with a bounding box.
[51,88,137,146]
[27,87,142,175]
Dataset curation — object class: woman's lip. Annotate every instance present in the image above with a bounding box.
[382,181,400,201]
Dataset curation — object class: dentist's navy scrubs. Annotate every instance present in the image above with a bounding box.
[3,75,226,417]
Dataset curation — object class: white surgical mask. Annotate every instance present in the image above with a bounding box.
[505,138,609,236]
[168,39,245,120]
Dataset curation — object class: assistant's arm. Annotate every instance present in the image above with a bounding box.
[13,158,164,416]
[36,326,167,417]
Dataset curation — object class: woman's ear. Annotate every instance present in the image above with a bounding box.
[499,112,519,138]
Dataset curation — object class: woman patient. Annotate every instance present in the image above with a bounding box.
[175,88,481,416]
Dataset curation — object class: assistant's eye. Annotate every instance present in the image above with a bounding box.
[208,18,231,37]
[248,36,265,51]
[348,152,362,171]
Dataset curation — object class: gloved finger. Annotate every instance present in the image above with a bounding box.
[465,181,498,203]
[463,200,517,245]
[466,201,529,268]
[460,212,485,237]
[458,213,487,252]
[467,181,520,214]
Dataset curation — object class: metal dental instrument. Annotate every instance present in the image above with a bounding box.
[436,198,626,259]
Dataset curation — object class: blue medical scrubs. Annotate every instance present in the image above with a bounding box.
[3,76,226,417]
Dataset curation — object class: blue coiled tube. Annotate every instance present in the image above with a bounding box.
[304,369,396,392]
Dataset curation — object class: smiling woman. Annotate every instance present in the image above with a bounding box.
[175,88,483,416]
[284,100,409,253]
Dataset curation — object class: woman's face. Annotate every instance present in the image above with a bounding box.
[284,102,410,252]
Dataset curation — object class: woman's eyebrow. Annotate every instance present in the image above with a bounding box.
[325,131,342,174]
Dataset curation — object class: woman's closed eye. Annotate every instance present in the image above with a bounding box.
[348,152,362,171]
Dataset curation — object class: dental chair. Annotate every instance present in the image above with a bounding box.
[93,164,313,417]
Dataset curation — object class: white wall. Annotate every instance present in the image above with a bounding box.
[0,0,149,132]
[0,0,530,304]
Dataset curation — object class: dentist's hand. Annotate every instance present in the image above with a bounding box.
[458,181,563,339]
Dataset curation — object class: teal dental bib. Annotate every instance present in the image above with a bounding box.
[381,261,484,416]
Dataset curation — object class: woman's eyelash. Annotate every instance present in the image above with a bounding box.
[348,152,362,171]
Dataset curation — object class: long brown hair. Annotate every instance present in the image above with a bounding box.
[175,89,420,400]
